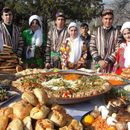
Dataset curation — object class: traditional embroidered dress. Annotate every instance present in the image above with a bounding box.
[0,22,24,56]
[114,43,130,74]
[60,37,87,70]
[45,25,68,68]
[80,34,92,69]
[90,26,119,73]
[22,15,45,68]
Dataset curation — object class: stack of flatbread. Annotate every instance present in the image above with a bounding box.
[0,45,20,73]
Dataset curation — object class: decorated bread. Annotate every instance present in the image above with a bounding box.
[33,88,48,105]
[51,104,66,114]
[6,118,23,130]
[23,116,33,130]
[12,100,33,119]
[35,119,54,130]
[0,115,9,130]
[0,107,13,118]
[30,105,50,120]
[68,119,83,130]
[22,91,38,106]
[48,110,66,127]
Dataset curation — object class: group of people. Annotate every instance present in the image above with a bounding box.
[0,6,130,75]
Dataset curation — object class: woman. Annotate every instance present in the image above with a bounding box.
[60,22,87,70]
[114,22,130,74]
[22,15,45,68]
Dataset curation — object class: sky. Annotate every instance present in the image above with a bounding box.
[103,0,114,4]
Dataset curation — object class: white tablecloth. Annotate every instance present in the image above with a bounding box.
[63,95,105,121]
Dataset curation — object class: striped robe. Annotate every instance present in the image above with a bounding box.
[45,25,68,67]
[90,26,119,73]
[0,22,24,57]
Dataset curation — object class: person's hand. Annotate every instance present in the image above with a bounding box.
[98,60,108,69]
[45,63,51,69]
[103,61,108,69]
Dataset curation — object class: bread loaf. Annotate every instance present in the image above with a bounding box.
[22,91,38,106]
[0,115,9,130]
[6,118,23,130]
[12,100,33,119]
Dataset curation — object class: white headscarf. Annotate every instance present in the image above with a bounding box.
[121,22,130,33]
[124,43,130,67]
[26,15,43,59]
[121,22,130,67]
[67,22,83,64]
[29,15,42,28]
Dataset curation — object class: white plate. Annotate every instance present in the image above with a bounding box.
[78,68,96,73]
[0,91,20,107]
[124,84,130,92]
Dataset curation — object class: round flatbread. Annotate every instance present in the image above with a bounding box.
[0,65,16,69]
[0,68,16,73]
[6,59,18,63]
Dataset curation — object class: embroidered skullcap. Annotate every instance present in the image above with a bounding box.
[29,15,42,27]
[55,12,65,19]
[101,9,113,16]
[121,22,130,33]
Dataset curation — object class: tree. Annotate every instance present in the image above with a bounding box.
[2,0,103,33]
[104,0,130,26]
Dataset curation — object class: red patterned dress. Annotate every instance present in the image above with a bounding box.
[114,43,126,74]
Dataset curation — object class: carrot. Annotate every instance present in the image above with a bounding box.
[108,80,125,85]
[63,74,81,80]
[92,116,109,130]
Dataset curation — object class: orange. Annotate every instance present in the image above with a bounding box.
[107,126,117,130]
[83,114,94,125]
[60,47,65,52]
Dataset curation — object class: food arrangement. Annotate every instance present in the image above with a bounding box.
[121,67,130,80]
[15,68,48,77]
[0,88,83,130]
[0,45,23,73]
[99,73,128,86]
[0,87,8,102]
[12,72,111,104]
[81,100,130,130]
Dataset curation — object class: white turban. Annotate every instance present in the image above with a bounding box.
[121,22,130,33]
[29,15,42,28]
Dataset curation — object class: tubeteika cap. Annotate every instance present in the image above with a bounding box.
[55,12,65,19]
[101,9,113,16]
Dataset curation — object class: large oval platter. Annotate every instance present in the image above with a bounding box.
[12,71,112,104]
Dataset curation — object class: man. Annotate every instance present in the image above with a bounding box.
[45,12,68,69]
[0,7,24,73]
[0,7,23,56]
[90,9,119,73]
[80,23,92,69]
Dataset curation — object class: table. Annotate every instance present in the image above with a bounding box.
[63,95,105,121]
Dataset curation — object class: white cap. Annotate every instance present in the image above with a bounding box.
[121,22,130,33]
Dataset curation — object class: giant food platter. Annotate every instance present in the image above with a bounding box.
[12,71,111,104]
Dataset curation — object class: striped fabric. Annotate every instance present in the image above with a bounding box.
[0,22,24,57]
[45,26,68,64]
[90,26,119,72]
